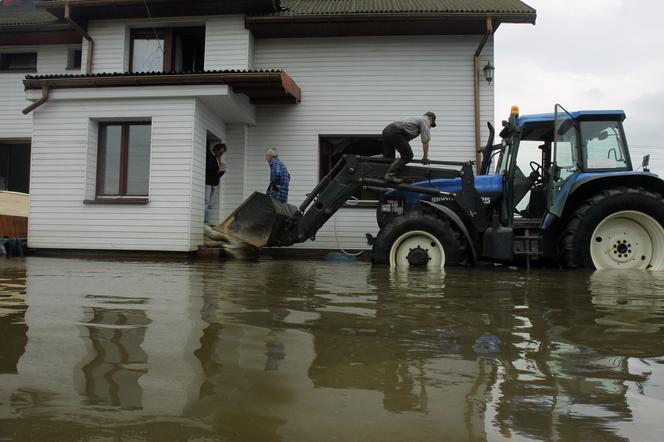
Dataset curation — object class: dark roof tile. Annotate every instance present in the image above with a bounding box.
[25,69,284,80]
[0,5,59,27]
[277,0,535,15]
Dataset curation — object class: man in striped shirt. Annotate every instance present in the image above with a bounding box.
[382,111,437,184]
[265,147,290,203]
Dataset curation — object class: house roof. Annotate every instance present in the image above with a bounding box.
[0,3,61,28]
[278,0,535,16]
[23,70,302,105]
[247,0,536,37]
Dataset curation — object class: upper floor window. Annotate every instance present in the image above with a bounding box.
[130,27,205,73]
[97,122,152,198]
[67,47,82,70]
[0,52,37,72]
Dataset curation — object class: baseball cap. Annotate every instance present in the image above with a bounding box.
[424,111,437,127]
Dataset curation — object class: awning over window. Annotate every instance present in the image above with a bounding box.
[24,70,302,105]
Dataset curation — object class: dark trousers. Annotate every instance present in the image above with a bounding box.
[382,124,413,177]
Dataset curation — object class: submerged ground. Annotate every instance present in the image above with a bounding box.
[1,257,663,441]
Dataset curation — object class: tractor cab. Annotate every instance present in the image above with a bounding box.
[484,105,635,229]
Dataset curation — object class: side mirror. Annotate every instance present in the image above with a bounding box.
[642,154,651,173]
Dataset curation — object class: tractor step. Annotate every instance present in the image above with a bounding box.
[513,228,543,270]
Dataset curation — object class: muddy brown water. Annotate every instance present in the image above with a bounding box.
[1,257,663,441]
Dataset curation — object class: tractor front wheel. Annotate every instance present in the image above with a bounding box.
[558,187,664,270]
[372,212,466,268]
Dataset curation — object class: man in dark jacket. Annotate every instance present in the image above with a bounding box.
[205,142,227,225]
[382,111,436,183]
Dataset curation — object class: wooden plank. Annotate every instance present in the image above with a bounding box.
[0,215,28,238]
[0,192,29,217]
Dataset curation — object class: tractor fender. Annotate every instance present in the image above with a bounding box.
[543,172,664,230]
[421,201,478,264]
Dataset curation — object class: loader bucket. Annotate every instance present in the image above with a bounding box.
[214,192,300,248]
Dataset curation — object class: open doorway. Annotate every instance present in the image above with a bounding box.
[0,142,30,193]
[204,131,224,226]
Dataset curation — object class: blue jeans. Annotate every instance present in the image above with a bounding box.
[204,185,218,225]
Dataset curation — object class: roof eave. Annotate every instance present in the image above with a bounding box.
[246,12,535,38]
[34,0,280,20]
[23,71,302,105]
[0,25,82,45]
[247,12,535,25]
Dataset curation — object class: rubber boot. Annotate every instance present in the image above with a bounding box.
[384,158,404,184]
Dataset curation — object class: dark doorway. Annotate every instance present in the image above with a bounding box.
[319,135,383,201]
[0,142,30,193]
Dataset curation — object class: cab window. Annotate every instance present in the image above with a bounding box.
[582,121,630,170]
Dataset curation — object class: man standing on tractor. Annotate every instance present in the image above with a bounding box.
[382,112,437,183]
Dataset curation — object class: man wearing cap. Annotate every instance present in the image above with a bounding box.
[382,112,437,183]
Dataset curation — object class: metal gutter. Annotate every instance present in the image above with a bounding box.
[22,1,94,114]
[64,1,94,74]
[473,17,493,172]
[245,12,536,25]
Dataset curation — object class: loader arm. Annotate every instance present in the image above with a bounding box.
[219,155,480,248]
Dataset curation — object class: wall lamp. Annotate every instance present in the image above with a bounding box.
[483,62,495,84]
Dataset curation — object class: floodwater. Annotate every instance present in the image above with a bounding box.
[1,258,664,441]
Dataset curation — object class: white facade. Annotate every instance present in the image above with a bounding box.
[15,13,495,252]
[0,44,81,139]
[246,35,494,250]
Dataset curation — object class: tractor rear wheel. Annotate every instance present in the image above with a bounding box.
[557,187,664,270]
[372,212,466,268]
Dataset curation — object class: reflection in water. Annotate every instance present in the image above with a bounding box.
[0,258,663,440]
[0,264,27,375]
[77,302,150,409]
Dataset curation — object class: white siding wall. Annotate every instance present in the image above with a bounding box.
[250,35,495,250]
[29,97,199,251]
[220,124,248,221]
[205,15,252,70]
[0,44,79,139]
[192,99,227,238]
[81,20,129,74]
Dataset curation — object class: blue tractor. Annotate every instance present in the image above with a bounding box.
[217,105,664,270]
[373,105,664,269]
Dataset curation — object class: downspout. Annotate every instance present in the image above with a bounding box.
[23,2,95,114]
[474,17,493,172]
[64,1,94,74]
[22,85,49,115]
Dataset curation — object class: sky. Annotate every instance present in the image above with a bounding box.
[494,0,664,171]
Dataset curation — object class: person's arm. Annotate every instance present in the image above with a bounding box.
[217,159,226,178]
[420,118,431,163]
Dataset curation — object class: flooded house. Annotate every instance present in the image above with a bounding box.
[0,0,536,253]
